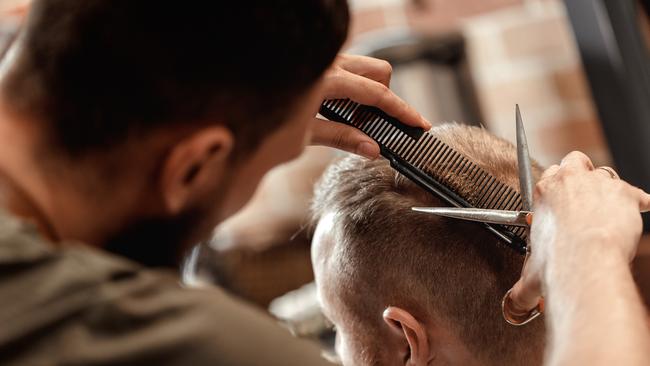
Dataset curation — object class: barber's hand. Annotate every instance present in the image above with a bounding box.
[310,54,431,159]
[508,151,650,314]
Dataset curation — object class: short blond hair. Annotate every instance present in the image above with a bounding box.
[311,124,544,365]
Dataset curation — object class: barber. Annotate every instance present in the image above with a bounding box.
[507,151,650,365]
[0,1,428,365]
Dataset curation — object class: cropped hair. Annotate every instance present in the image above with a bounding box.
[311,124,544,364]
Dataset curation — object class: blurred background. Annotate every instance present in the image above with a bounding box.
[3,0,650,359]
[347,0,610,167]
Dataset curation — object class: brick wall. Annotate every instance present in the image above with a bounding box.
[462,1,609,166]
[349,0,525,37]
[349,0,610,167]
[0,0,27,15]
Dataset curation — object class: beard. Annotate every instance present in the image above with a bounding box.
[104,171,233,269]
[102,207,210,268]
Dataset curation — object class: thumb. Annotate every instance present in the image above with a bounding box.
[310,117,380,159]
[509,276,543,314]
[630,186,650,213]
[507,256,544,318]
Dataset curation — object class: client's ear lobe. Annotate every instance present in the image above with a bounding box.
[160,126,234,214]
[383,307,431,366]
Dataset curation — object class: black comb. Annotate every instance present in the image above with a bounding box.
[319,99,527,255]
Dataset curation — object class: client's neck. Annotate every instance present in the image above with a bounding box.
[489,321,545,366]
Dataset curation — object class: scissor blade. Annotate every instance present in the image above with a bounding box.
[516,105,534,211]
[412,207,532,227]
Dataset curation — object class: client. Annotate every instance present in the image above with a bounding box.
[310,124,545,366]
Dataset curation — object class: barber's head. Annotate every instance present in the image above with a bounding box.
[0,0,348,264]
[311,124,545,366]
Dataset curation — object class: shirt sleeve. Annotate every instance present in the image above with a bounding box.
[0,213,333,366]
[70,267,334,366]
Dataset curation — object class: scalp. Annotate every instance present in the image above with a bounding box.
[310,123,545,364]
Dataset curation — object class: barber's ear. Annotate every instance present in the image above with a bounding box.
[160,126,233,214]
[383,306,431,366]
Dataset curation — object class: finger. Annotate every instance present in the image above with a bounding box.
[336,54,393,87]
[310,117,381,159]
[592,166,620,181]
[626,185,650,213]
[559,151,595,171]
[325,69,432,130]
[540,164,560,180]
[639,191,650,213]
[508,272,543,314]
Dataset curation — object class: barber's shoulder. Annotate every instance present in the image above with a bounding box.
[0,215,330,365]
[72,251,331,366]
[135,277,332,366]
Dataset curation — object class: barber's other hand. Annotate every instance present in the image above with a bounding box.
[508,151,650,313]
[310,54,431,159]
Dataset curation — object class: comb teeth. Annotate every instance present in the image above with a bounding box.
[320,99,527,255]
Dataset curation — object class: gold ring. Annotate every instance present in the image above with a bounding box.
[596,166,619,180]
[501,289,544,326]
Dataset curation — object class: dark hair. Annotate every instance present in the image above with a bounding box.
[2,0,349,157]
[310,125,545,365]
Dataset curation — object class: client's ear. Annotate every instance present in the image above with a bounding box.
[383,306,431,366]
[160,126,234,214]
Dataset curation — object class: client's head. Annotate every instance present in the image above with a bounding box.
[310,124,545,366]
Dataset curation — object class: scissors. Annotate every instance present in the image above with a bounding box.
[412,105,543,326]
[412,104,535,228]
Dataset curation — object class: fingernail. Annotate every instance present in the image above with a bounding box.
[423,118,433,130]
[356,142,380,159]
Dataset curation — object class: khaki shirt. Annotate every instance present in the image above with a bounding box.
[0,210,331,365]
